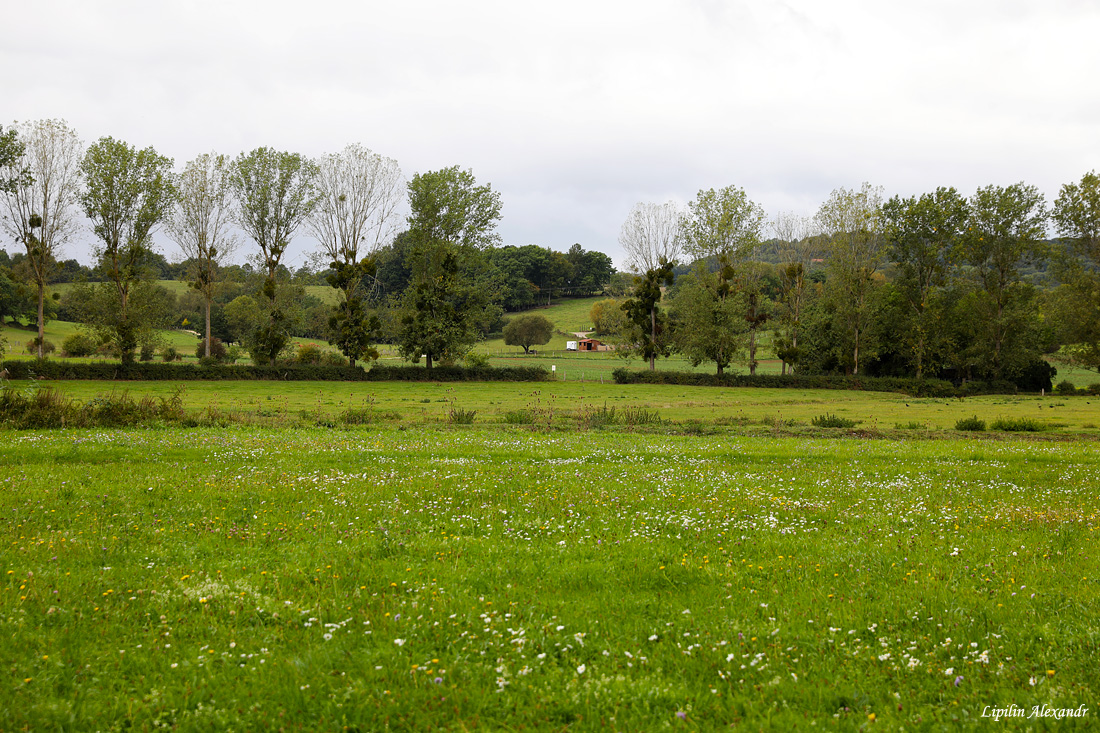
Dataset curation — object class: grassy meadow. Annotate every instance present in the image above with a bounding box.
[2,423,1098,730]
[3,295,1100,728]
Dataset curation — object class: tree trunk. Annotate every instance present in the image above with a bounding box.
[748,329,757,376]
[649,305,657,371]
[36,282,45,359]
[204,298,212,358]
[426,352,433,370]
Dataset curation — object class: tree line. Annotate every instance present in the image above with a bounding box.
[0,121,611,365]
[600,179,1099,389]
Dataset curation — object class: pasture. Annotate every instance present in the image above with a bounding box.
[1,382,1099,729]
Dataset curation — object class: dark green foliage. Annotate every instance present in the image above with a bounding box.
[25,337,55,355]
[621,259,676,370]
[61,332,98,357]
[195,337,227,361]
[161,346,179,362]
[503,313,554,354]
[811,413,858,428]
[0,360,549,382]
[1055,380,1078,395]
[326,259,381,367]
[955,415,987,431]
[611,368,961,396]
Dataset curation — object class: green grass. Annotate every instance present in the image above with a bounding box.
[1,425,1097,729]
[10,379,1100,434]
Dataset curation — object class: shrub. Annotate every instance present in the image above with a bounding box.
[295,343,325,365]
[61,333,97,358]
[321,351,348,367]
[895,421,926,430]
[139,343,156,361]
[811,413,857,428]
[195,337,228,361]
[448,407,477,424]
[955,415,986,431]
[990,417,1045,432]
[25,337,56,355]
[464,351,490,368]
[161,346,179,362]
[225,345,243,364]
[1054,380,1078,395]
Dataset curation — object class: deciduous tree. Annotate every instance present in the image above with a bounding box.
[882,187,968,378]
[814,183,885,375]
[0,119,83,357]
[958,183,1048,380]
[165,152,238,357]
[231,148,318,363]
[80,137,174,362]
[682,186,768,374]
[399,167,503,368]
[770,212,820,373]
[618,201,682,370]
[503,312,554,354]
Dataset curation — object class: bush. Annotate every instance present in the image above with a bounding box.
[990,417,1045,432]
[464,351,490,368]
[811,413,857,428]
[25,337,56,355]
[1055,380,1078,395]
[321,351,348,367]
[161,346,179,362]
[895,421,926,430]
[225,345,243,364]
[61,333,97,358]
[139,343,156,361]
[295,342,325,365]
[195,337,227,361]
[448,407,477,424]
[955,415,986,431]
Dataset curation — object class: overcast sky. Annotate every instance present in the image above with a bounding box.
[4,0,1099,269]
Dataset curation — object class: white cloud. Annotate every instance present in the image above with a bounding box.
[4,0,1099,267]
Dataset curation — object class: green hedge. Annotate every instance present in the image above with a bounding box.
[610,368,1018,397]
[362,364,550,382]
[0,359,550,383]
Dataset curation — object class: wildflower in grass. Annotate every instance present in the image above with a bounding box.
[1030,676,1037,686]
[676,711,686,720]
[394,638,406,646]
[954,676,964,687]
[576,664,586,675]
[944,668,954,675]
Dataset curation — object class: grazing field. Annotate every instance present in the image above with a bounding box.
[9,378,1100,435]
[2,421,1098,730]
